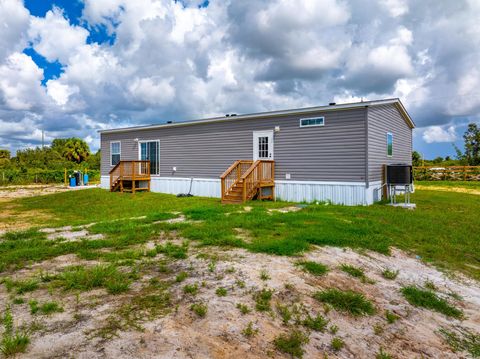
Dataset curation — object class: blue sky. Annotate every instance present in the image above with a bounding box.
[1,0,479,159]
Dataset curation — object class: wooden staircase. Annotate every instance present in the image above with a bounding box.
[220,160,275,204]
[109,161,151,193]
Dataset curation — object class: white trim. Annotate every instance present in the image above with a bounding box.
[138,139,160,176]
[386,132,393,157]
[98,98,414,134]
[299,116,325,128]
[276,180,366,186]
[253,130,274,160]
[110,141,121,166]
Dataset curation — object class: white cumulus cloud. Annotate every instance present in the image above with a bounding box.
[422,126,457,143]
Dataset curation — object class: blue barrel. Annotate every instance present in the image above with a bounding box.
[69,177,76,187]
[83,174,89,185]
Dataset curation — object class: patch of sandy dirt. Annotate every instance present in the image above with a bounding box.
[2,233,479,359]
[0,184,97,200]
[415,185,480,196]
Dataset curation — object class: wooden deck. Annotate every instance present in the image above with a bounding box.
[109,161,151,193]
[220,160,275,204]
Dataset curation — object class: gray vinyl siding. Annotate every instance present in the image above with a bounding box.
[101,107,367,182]
[367,104,412,183]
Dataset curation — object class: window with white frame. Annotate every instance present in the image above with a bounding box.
[111,141,121,166]
[299,117,325,127]
[386,133,393,157]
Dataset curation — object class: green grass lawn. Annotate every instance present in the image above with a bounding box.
[1,182,479,280]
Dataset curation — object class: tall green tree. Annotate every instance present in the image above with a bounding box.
[62,138,90,163]
[412,151,421,166]
[455,123,480,165]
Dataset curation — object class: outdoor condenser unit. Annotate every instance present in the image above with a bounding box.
[385,164,415,208]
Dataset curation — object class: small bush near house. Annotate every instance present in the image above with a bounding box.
[273,330,309,358]
[401,286,463,319]
[313,289,375,316]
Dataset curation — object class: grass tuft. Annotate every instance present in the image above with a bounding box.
[331,337,345,351]
[313,289,375,316]
[382,268,399,280]
[175,272,188,283]
[376,348,392,359]
[385,310,399,324]
[439,327,480,357]
[296,261,328,276]
[183,283,199,296]
[242,321,258,338]
[273,330,309,358]
[155,242,188,259]
[302,313,329,332]
[236,303,250,315]
[401,286,463,319]
[254,288,274,312]
[60,265,131,294]
[215,287,227,297]
[190,303,207,318]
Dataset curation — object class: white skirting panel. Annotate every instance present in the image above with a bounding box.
[100,176,375,205]
[100,176,110,189]
[150,177,221,198]
[275,180,367,205]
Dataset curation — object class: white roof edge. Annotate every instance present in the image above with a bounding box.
[98,98,414,134]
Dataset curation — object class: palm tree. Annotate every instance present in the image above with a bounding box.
[62,138,90,163]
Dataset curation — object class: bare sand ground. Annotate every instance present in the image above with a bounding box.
[1,223,478,358]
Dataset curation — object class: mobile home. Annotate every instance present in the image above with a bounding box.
[99,98,414,205]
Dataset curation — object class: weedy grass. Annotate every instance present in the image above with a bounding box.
[29,300,63,315]
[2,278,39,295]
[190,303,207,318]
[273,330,309,358]
[2,186,480,280]
[236,303,250,315]
[59,265,131,294]
[439,327,480,357]
[183,283,199,296]
[215,287,227,297]
[242,322,258,338]
[0,307,30,357]
[259,270,270,281]
[382,268,399,280]
[313,289,375,316]
[155,242,188,259]
[339,264,373,283]
[95,280,172,339]
[401,286,463,319]
[276,304,292,324]
[331,337,345,351]
[302,313,329,332]
[175,272,188,283]
[296,261,329,276]
[254,288,274,312]
[376,348,393,359]
[385,310,400,324]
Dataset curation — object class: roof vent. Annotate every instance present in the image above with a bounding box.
[329,102,336,106]
[225,114,230,117]
[166,121,173,124]
[230,113,237,116]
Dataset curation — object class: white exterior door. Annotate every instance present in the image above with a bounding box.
[253,130,274,161]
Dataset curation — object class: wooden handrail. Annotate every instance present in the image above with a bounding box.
[220,160,241,179]
[109,160,151,192]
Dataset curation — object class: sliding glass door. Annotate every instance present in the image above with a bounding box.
[139,140,159,175]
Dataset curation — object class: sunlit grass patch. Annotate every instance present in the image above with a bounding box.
[296,261,329,276]
[313,289,375,316]
[401,286,463,319]
[273,329,309,358]
[59,265,131,294]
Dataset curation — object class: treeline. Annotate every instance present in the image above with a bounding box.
[0,138,100,185]
[413,123,480,167]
